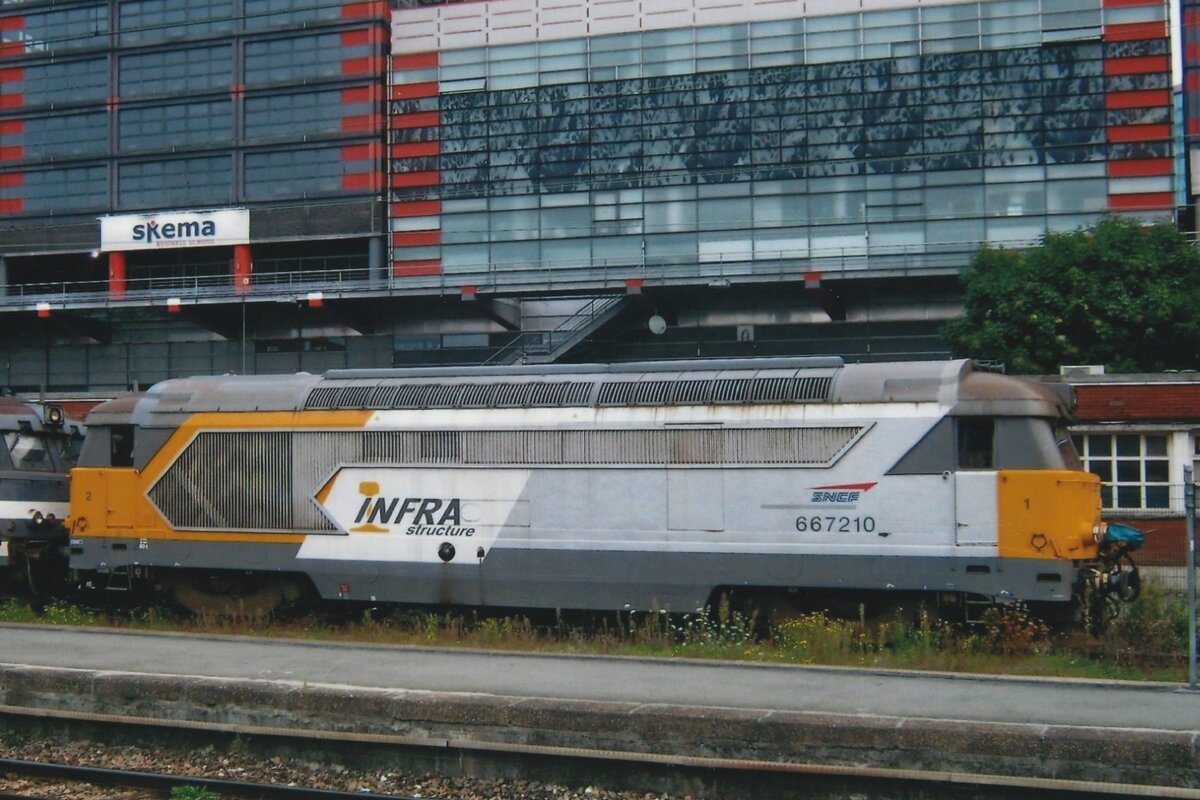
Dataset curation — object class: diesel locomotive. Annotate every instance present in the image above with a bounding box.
[0,395,82,595]
[64,358,1137,621]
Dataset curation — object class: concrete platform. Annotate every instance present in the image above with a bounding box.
[0,624,1197,790]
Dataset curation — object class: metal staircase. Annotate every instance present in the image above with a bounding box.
[483,294,628,366]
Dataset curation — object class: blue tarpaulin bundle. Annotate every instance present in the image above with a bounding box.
[1104,523,1145,551]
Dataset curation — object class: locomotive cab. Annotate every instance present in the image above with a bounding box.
[0,396,83,593]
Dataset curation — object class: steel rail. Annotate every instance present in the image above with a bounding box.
[0,703,1195,800]
[0,757,414,799]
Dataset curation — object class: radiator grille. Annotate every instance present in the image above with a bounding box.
[306,381,594,410]
[148,426,863,532]
[305,376,832,410]
[596,376,831,406]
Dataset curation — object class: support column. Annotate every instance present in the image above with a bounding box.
[0,256,7,298]
[233,244,252,295]
[108,251,126,299]
[369,234,386,287]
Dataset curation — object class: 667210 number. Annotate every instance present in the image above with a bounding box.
[794,515,876,533]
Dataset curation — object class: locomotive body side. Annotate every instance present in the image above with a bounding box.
[65,359,1106,616]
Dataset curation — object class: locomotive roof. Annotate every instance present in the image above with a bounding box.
[86,358,1071,425]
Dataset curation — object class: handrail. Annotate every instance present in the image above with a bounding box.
[0,236,1017,313]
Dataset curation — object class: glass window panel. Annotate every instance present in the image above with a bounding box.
[1144,435,1168,457]
[1116,435,1140,457]
[593,235,643,265]
[20,58,110,108]
[490,240,539,267]
[864,8,918,41]
[1116,460,1142,482]
[121,45,232,99]
[18,164,108,213]
[645,232,698,258]
[244,33,347,87]
[698,197,751,228]
[541,206,590,238]
[1047,180,1108,213]
[120,0,234,46]
[751,19,804,37]
[754,228,808,259]
[1115,486,1140,509]
[540,237,589,267]
[441,243,489,271]
[244,147,353,200]
[244,0,341,31]
[21,5,110,53]
[645,199,697,233]
[20,112,108,159]
[644,28,693,47]
[121,100,232,151]
[1144,460,1169,483]
[987,217,1043,245]
[1144,486,1169,509]
[1044,9,1102,31]
[926,185,982,216]
[927,218,983,246]
[118,155,230,209]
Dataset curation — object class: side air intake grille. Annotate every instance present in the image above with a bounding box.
[148,432,292,531]
[148,425,863,532]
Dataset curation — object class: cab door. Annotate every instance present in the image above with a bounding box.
[953,419,998,547]
[954,471,998,546]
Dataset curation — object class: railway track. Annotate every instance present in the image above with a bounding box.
[0,757,410,800]
[0,705,1196,800]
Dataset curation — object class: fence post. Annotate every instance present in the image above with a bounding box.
[1187,466,1197,691]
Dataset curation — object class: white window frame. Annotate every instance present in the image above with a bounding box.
[1070,427,1186,516]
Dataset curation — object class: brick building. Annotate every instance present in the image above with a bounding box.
[1055,369,1200,570]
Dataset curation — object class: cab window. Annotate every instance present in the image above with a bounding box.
[6,430,54,471]
[110,425,135,468]
[957,419,994,469]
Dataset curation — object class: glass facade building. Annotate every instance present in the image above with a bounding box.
[0,0,387,244]
[0,0,1180,391]
[389,0,1174,285]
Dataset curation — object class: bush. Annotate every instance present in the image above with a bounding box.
[1099,583,1190,666]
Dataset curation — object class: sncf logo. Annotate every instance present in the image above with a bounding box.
[809,482,877,503]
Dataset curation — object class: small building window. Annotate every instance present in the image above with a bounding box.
[1073,433,1170,511]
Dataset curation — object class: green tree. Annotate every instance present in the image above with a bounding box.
[942,216,1200,374]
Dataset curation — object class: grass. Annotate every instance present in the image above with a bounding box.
[0,585,1193,682]
[170,787,222,800]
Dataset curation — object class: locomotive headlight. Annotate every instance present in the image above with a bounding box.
[44,405,64,428]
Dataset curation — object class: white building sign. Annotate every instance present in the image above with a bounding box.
[100,209,250,251]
